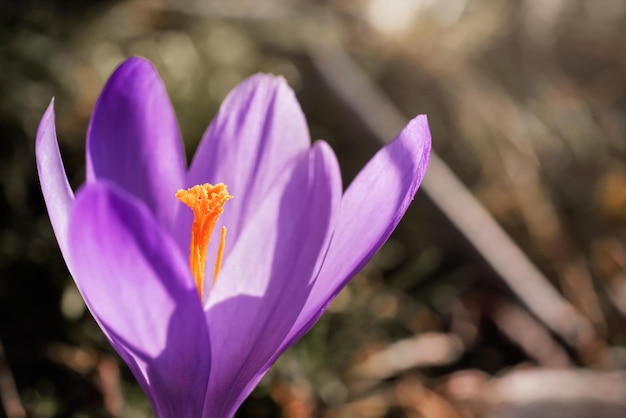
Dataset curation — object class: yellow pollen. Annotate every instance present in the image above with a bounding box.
[176,183,232,300]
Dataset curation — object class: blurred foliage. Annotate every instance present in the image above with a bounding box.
[3,0,626,417]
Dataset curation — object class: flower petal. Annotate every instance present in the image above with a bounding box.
[203,141,342,417]
[68,182,210,417]
[180,74,310,256]
[86,57,185,231]
[285,115,432,350]
[35,99,74,261]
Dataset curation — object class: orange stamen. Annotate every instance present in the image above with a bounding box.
[175,183,232,300]
[213,226,227,284]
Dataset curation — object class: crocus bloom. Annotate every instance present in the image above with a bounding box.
[36,57,431,417]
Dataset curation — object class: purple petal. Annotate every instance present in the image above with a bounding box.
[35,99,74,261]
[284,115,432,351]
[86,57,185,232]
[179,74,310,258]
[202,141,342,417]
[68,182,210,417]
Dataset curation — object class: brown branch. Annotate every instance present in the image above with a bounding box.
[348,333,464,389]
[395,377,464,418]
[0,339,26,418]
[492,369,626,402]
[491,299,572,368]
[97,356,124,418]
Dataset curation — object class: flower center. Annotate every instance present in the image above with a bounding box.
[176,183,232,300]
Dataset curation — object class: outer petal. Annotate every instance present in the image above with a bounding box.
[35,99,74,261]
[86,57,185,231]
[179,74,310,258]
[284,116,432,351]
[202,141,342,417]
[68,182,210,418]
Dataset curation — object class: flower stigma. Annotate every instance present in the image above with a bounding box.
[176,183,232,300]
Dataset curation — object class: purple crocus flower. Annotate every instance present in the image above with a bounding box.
[36,57,431,417]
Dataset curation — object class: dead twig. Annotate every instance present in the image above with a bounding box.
[486,368,626,418]
[395,377,464,418]
[491,299,571,368]
[348,333,465,393]
[97,356,124,418]
[0,338,26,418]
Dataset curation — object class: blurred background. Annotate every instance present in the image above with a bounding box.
[2,0,626,417]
